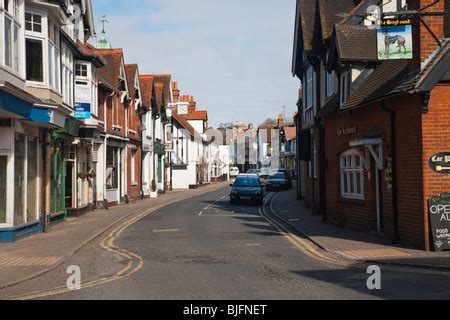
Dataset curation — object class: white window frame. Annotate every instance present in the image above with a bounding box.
[340,71,350,107]
[308,130,317,179]
[25,10,47,86]
[2,0,22,76]
[61,43,74,107]
[305,66,314,110]
[47,19,60,93]
[340,149,365,200]
[131,148,137,185]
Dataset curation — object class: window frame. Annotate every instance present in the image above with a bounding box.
[326,70,336,98]
[340,70,350,107]
[340,149,365,200]
[2,0,22,75]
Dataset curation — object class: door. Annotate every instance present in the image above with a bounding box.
[158,155,163,183]
[0,156,7,224]
[65,161,74,208]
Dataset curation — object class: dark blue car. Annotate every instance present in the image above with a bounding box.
[230,175,264,206]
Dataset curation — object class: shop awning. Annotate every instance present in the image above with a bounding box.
[0,91,34,119]
[29,107,67,128]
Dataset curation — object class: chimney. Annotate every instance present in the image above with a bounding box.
[172,82,180,103]
[407,0,446,65]
[189,96,196,113]
[278,114,284,128]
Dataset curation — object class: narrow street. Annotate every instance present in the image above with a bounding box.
[2,187,450,300]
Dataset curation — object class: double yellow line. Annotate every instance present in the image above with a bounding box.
[260,192,450,277]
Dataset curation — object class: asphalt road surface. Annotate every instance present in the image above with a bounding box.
[2,187,450,300]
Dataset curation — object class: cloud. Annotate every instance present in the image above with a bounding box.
[92,0,300,127]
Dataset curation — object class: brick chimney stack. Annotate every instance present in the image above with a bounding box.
[278,114,284,128]
[172,82,180,103]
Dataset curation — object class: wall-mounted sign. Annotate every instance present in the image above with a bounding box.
[428,193,450,252]
[74,82,92,119]
[377,19,413,60]
[429,152,450,174]
[337,126,358,137]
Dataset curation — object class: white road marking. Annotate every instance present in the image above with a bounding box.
[244,243,261,247]
[289,219,300,222]
[152,229,181,233]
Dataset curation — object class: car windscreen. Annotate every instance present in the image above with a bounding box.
[234,178,261,187]
[268,173,285,180]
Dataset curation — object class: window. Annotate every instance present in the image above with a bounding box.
[106,147,118,189]
[3,0,21,74]
[131,149,136,184]
[48,20,60,92]
[305,66,314,110]
[75,63,88,77]
[25,12,42,33]
[91,66,98,116]
[62,44,74,106]
[340,71,350,107]
[340,150,365,199]
[26,39,43,82]
[309,130,317,179]
[326,71,336,98]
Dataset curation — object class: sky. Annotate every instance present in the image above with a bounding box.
[91,0,300,128]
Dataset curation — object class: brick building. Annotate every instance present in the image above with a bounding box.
[292,0,450,250]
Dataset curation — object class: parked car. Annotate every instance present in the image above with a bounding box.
[230,174,264,205]
[230,167,240,178]
[265,172,292,191]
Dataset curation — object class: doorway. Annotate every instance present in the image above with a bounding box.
[65,161,74,209]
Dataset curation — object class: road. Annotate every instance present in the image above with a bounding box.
[2,186,450,300]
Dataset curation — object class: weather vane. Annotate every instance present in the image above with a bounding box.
[99,15,109,33]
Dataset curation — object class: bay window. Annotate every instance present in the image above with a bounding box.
[62,44,74,107]
[3,0,22,74]
[25,11,45,83]
[340,149,365,200]
[48,20,60,92]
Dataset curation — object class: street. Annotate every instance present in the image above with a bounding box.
[2,186,450,300]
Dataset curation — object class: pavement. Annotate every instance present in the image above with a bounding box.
[269,182,450,270]
[0,182,228,290]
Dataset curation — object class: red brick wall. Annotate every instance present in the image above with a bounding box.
[421,84,450,249]
[104,93,126,138]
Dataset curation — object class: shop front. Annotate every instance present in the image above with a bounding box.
[105,138,127,206]
[0,120,41,242]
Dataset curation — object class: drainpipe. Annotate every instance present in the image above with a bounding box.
[318,120,327,222]
[381,101,399,243]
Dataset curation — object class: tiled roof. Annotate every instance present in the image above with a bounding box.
[335,24,378,61]
[317,94,339,117]
[154,82,164,113]
[299,0,317,51]
[125,64,138,99]
[183,110,208,121]
[342,60,409,110]
[139,75,154,109]
[318,0,355,38]
[284,127,297,141]
[173,113,196,137]
[93,48,125,91]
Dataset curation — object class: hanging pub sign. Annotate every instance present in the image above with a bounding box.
[429,152,450,175]
[377,19,413,60]
[428,193,450,252]
[74,81,92,119]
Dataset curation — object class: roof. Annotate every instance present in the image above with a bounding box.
[173,113,196,137]
[318,0,355,39]
[298,0,317,52]
[125,64,138,99]
[335,24,378,62]
[183,110,208,121]
[284,127,297,141]
[93,48,126,91]
[139,75,154,109]
[342,59,409,110]
[317,94,339,117]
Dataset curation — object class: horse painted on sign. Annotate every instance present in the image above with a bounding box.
[383,30,407,57]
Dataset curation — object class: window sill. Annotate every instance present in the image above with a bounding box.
[113,125,122,131]
[338,197,366,206]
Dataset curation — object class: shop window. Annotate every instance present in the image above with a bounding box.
[14,133,25,226]
[26,38,43,82]
[26,138,38,222]
[106,147,118,190]
[0,156,6,224]
[340,149,365,200]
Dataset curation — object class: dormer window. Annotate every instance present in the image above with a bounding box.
[340,71,350,107]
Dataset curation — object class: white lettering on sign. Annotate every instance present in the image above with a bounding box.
[430,205,450,222]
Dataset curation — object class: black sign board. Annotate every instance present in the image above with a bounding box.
[429,152,450,174]
[429,193,450,252]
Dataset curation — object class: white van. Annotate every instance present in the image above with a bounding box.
[230,167,240,177]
